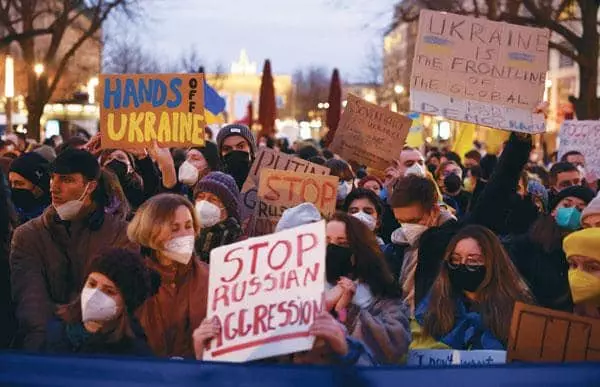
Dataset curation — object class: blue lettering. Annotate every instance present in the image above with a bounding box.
[103,78,122,109]
[123,79,139,108]
[138,79,153,104]
[167,78,183,108]
[152,80,167,107]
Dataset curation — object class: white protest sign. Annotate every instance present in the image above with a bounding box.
[558,120,600,178]
[407,349,506,367]
[410,10,549,133]
[204,221,326,363]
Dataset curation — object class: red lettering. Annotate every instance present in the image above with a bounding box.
[320,182,336,210]
[238,309,252,338]
[282,176,303,201]
[278,301,292,327]
[231,281,247,303]
[248,241,269,275]
[301,301,312,324]
[264,272,277,291]
[252,304,269,335]
[297,233,318,267]
[285,269,300,289]
[268,240,292,270]
[300,178,320,203]
[264,176,281,201]
[251,149,275,177]
[303,262,321,285]
[221,247,244,282]
[224,312,238,340]
[248,276,261,296]
[267,303,278,331]
[212,285,230,312]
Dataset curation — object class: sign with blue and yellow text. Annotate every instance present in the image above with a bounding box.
[100,74,205,148]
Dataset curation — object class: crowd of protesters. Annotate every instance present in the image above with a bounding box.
[0,119,599,365]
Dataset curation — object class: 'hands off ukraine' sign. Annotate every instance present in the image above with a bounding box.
[100,74,205,149]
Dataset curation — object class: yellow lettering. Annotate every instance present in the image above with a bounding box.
[180,112,193,143]
[158,112,172,142]
[128,112,145,143]
[172,112,179,142]
[107,113,127,141]
[191,114,205,145]
[144,112,157,142]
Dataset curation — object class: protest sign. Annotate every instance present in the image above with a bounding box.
[508,302,600,362]
[240,148,330,225]
[558,120,600,179]
[407,350,506,367]
[205,221,326,363]
[410,10,549,133]
[100,73,205,148]
[329,94,412,171]
[252,169,339,236]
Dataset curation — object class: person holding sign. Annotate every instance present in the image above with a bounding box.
[128,194,208,358]
[45,248,160,356]
[193,172,243,263]
[325,212,410,364]
[413,225,534,350]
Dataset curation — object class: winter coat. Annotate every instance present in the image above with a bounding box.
[195,217,243,263]
[45,317,152,357]
[10,206,138,351]
[137,256,208,358]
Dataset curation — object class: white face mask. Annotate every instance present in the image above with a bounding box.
[81,287,118,323]
[352,211,377,231]
[55,183,90,221]
[195,200,222,228]
[353,282,374,309]
[178,161,199,186]
[401,223,429,245]
[337,181,352,201]
[162,235,195,265]
[404,163,426,177]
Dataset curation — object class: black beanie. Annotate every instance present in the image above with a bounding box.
[216,124,256,159]
[85,248,161,313]
[9,152,50,193]
[51,148,100,180]
[550,185,595,211]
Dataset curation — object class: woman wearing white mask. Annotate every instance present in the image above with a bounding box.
[45,248,160,356]
[342,188,385,246]
[177,142,222,188]
[127,193,209,358]
[325,158,355,210]
[193,172,243,263]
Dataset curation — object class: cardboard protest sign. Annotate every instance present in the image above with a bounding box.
[329,94,412,171]
[100,73,205,149]
[558,120,600,179]
[407,350,506,367]
[252,169,339,236]
[240,148,330,225]
[205,221,326,363]
[410,10,549,133]
[508,302,600,362]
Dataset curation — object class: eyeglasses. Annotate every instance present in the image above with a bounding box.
[448,253,484,267]
[446,261,485,272]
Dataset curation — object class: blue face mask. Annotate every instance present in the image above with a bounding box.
[555,207,582,230]
[379,187,388,201]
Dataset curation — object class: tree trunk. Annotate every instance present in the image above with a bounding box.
[25,72,48,142]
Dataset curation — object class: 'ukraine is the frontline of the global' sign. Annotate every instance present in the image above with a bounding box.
[100,73,206,149]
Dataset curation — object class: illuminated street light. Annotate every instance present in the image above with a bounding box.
[317,103,324,109]
[34,63,44,77]
[394,84,405,95]
[88,77,99,104]
[323,102,330,109]
[4,55,14,98]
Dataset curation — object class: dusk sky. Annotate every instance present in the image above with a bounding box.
[128,0,393,82]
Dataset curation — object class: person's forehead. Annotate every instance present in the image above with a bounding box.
[558,170,580,179]
[223,135,248,147]
[172,205,193,222]
[563,196,586,206]
[363,180,381,188]
[51,172,83,180]
[110,150,128,159]
[350,197,376,210]
[567,154,585,161]
[8,171,27,182]
[393,203,425,217]
[187,149,203,158]
[400,149,424,161]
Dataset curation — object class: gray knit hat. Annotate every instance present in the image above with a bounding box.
[216,124,256,159]
[194,172,242,221]
[275,202,322,232]
[581,192,600,224]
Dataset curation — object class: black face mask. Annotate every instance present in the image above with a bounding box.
[106,159,128,180]
[443,173,462,194]
[11,188,41,211]
[446,262,486,292]
[326,244,354,284]
[223,151,251,189]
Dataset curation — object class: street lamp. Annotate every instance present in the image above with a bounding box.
[323,102,330,109]
[87,77,99,104]
[394,84,405,95]
[4,55,14,134]
[317,103,324,109]
[34,63,44,77]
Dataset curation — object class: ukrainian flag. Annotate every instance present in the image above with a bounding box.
[204,81,226,124]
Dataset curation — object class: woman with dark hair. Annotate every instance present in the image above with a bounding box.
[342,188,385,245]
[176,143,222,199]
[413,225,534,350]
[325,212,410,364]
[45,248,160,356]
[325,159,355,208]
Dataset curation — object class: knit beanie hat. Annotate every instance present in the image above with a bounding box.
[216,124,256,159]
[276,202,322,232]
[581,193,600,223]
[358,175,384,190]
[550,185,595,211]
[563,228,600,260]
[9,152,50,193]
[50,148,100,180]
[190,141,222,172]
[194,172,241,221]
[85,248,161,313]
[33,145,57,162]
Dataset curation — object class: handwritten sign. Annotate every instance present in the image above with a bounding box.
[253,169,339,236]
[240,148,330,226]
[558,120,600,178]
[100,73,205,148]
[410,10,549,133]
[330,94,412,171]
[205,221,326,363]
[407,350,506,367]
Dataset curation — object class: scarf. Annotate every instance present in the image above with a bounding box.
[415,293,504,350]
[195,217,243,263]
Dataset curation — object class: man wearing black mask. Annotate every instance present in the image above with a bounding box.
[216,124,257,189]
[8,152,51,224]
